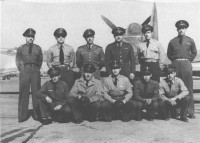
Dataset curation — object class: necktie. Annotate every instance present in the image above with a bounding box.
[179,37,183,45]
[29,44,33,55]
[113,77,117,86]
[168,81,173,89]
[85,80,89,87]
[146,40,150,48]
[59,45,64,64]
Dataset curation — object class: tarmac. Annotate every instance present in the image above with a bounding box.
[1,77,200,143]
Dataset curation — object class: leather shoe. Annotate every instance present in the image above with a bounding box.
[180,117,188,122]
[147,116,153,121]
[188,114,195,119]
[41,118,52,125]
[74,119,83,124]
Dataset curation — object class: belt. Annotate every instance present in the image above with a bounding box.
[175,58,188,61]
[23,63,38,67]
[52,64,70,69]
[144,59,158,63]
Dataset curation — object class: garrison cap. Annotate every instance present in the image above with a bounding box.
[163,64,176,75]
[83,29,95,38]
[54,28,67,38]
[112,27,126,36]
[142,24,153,34]
[175,20,189,29]
[83,64,96,73]
[23,28,36,38]
[110,60,121,69]
[141,66,152,75]
[47,67,61,78]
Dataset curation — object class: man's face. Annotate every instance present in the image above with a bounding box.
[112,68,121,76]
[143,74,152,82]
[26,36,34,44]
[167,72,176,81]
[83,72,93,81]
[56,36,65,44]
[85,36,94,45]
[177,27,187,36]
[51,75,60,83]
[144,31,153,40]
[114,35,123,42]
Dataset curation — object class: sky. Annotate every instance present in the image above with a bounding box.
[1,0,200,53]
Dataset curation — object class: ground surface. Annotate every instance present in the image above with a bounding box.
[0,77,200,143]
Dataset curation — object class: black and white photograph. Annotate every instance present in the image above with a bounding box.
[1,0,200,142]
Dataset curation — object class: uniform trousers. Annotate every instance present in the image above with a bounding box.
[172,60,194,115]
[39,101,71,122]
[159,95,190,119]
[18,66,41,122]
[135,100,160,119]
[68,97,102,122]
[101,99,137,120]
[58,66,74,89]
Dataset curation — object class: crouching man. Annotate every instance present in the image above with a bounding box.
[159,65,190,122]
[133,66,160,121]
[102,60,137,122]
[69,64,103,123]
[36,68,72,125]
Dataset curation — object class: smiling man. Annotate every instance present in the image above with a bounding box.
[16,28,43,122]
[167,20,197,119]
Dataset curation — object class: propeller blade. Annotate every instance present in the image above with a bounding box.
[101,15,117,30]
[141,16,151,26]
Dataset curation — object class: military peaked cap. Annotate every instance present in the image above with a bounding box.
[23,28,36,37]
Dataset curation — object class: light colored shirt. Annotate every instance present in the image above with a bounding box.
[159,77,189,100]
[138,38,165,68]
[69,76,102,103]
[102,74,133,103]
[47,43,75,68]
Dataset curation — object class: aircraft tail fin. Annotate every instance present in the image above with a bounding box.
[150,2,158,40]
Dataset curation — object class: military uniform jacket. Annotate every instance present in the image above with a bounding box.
[76,44,105,70]
[138,38,165,68]
[69,77,102,103]
[159,77,189,100]
[102,74,133,103]
[133,79,159,102]
[105,41,135,77]
[167,35,197,62]
[16,43,43,70]
[36,80,70,106]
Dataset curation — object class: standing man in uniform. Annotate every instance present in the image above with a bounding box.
[102,60,137,122]
[133,66,160,121]
[69,64,103,123]
[167,20,197,118]
[47,28,75,89]
[138,24,165,82]
[76,29,105,79]
[105,27,136,80]
[16,28,43,122]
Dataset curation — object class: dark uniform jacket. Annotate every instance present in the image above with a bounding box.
[133,79,159,102]
[167,35,197,62]
[16,43,43,70]
[36,80,70,107]
[105,41,135,77]
[76,44,105,70]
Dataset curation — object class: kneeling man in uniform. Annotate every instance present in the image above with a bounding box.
[133,66,160,121]
[36,68,72,125]
[102,60,137,122]
[69,64,103,123]
[159,65,190,122]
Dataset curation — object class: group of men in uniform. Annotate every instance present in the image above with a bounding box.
[15,19,197,124]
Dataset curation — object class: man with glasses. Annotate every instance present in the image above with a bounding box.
[16,28,43,122]
[167,20,197,119]
[47,28,75,89]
